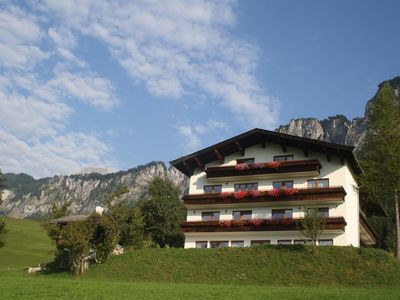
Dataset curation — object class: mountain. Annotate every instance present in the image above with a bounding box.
[1,76,399,219]
[1,162,186,219]
[277,76,400,151]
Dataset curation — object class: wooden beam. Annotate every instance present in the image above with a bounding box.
[194,157,205,171]
[303,148,308,157]
[260,141,266,148]
[235,140,245,156]
[214,149,224,164]
[326,152,331,162]
[182,161,192,175]
[280,143,287,153]
[340,156,345,165]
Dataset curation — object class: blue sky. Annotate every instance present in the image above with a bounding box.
[0,0,399,178]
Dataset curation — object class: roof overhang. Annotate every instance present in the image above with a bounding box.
[170,128,361,177]
[359,212,377,245]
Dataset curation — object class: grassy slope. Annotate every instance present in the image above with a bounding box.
[0,217,53,271]
[0,272,399,300]
[84,246,400,286]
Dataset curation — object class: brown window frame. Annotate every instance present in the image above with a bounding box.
[234,182,259,191]
[307,178,329,188]
[232,210,252,220]
[251,240,271,246]
[318,239,333,246]
[272,180,294,190]
[273,155,294,162]
[231,240,245,248]
[203,185,222,193]
[272,209,293,219]
[278,240,292,245]
[201,211,220,221]
[195,241,208,248]
[237,158,255,164]
[210,241,229,248]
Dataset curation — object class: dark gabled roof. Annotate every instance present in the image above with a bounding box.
[169,128,362,177]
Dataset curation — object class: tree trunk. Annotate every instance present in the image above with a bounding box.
[395,189,400,260]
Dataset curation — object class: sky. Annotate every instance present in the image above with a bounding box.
[0,0,399,178]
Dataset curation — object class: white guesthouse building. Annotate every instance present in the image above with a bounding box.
[170,129,377,249]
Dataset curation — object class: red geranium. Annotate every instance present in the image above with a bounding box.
[253,162,266,169]
[250,218,263,227]
[235,163,249,171]
[267,189,281,197]
[219,220,231,228]
[283,188,299,196]
[265,161,281,169]
[250,190,262,197]
[220,192,233,199]
[234,191,249,200]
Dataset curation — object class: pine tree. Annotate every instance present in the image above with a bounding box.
[359,82,400,258]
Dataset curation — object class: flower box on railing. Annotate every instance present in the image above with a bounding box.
[181,217,346,233]
[205,159,322,179]
[182,187,347,205]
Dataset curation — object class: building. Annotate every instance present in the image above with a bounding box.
[170,128,377,249]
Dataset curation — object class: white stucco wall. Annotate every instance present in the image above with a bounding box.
[185,143,360,248]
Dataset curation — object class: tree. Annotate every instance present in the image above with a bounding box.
[358,82,400,258]
[299,208,326,254]
[0,169,6,206]
[58,221,93,275]
[0,169,7,248]
[138,177,185,248]
[120,207,146,249]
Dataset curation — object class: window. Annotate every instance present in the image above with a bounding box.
[278,240,292,245]
[273,155,294,162]
[251,240,270,246]
[196,241,208,248]
[307,207,329,218]
[232,210,252,220]
[294,240,306,245]
[308,179,329,188]
[231,241,244,248]
[272,209,293,219]
[204,185,222,193]
[318,239,333,246]
[210,241,229,248]
[272,181,294,189]
[234,182,258,191]
[237,158,255,164]
[201,211,220,221]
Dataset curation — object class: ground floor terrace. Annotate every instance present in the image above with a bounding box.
[183,230,344,248]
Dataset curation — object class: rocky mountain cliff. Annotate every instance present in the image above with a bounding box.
[1,162,186,219]
[277,77,400,151]
[1,77,399,219]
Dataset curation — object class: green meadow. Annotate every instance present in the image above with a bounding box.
[0,217,399,299]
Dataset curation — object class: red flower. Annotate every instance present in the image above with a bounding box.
[250,218,263,226]
[220,192,233,199]
[250,190,262,197]
[234,191,249,200]
[280,218,292,225]
[253,162,266,169]
[219,220,231,228]
[267,189,281,197]
[265,161,281,169]
[235,163,249,171]
[283,188,299,196]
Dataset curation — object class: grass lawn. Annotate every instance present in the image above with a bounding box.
[0,272,399,300]
[0,217,53,271]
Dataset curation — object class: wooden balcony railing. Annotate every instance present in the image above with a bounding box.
[181,217,346,233]
[205,159,322,179]
[183,186,346,206]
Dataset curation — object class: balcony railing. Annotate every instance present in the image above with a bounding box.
[183,186,346,206]
[205,159,322,179]
[181,217,346,233]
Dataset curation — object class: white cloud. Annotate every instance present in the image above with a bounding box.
[48,27,76,49]
[0,5,48,69]
[178,120,229,152]
[38,0,279,128]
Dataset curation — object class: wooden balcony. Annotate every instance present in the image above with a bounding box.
[183,186,346,206]
[181,217,346,233]
[205,159,321,181]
